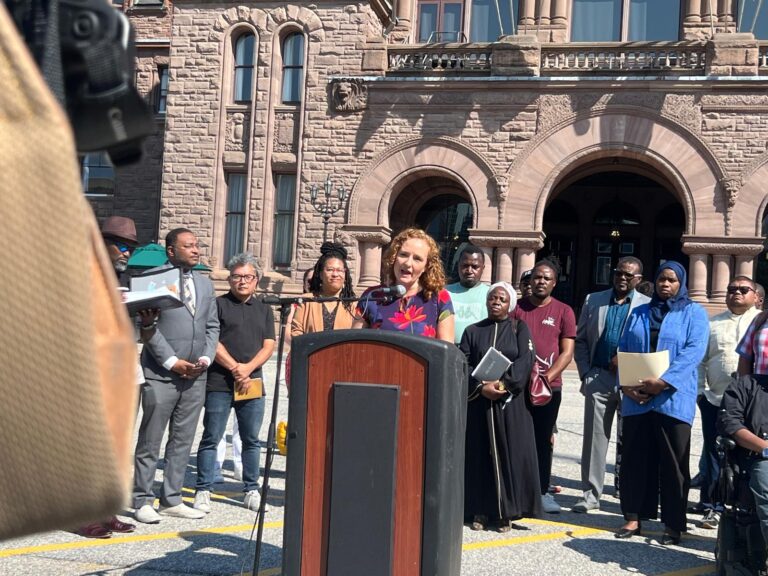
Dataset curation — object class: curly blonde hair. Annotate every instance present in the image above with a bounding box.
[383,228,446,300]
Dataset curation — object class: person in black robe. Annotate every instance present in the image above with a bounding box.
[460,282,541,531]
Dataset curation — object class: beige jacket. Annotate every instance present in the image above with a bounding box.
[290,292,355,336]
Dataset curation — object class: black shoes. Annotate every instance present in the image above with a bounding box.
[661,530,681,546]
[614,523,641,539]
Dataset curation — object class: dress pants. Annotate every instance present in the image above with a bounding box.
[580,367,620,508]
[619,411,691,533]
[529,390,562,495]
[132,376,206,508]
[696,395,721,509]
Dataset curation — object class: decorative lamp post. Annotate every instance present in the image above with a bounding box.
[310,174,347,241]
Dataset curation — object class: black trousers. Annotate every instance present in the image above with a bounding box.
[619,411,691,532]
[529,390,562,495]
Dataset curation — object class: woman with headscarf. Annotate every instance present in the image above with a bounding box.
[613,261,708,545]
[459,282,541,532]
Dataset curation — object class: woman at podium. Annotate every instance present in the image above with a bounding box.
[291,242,356,336]
[352,228,454,343]
[460,282,541,531]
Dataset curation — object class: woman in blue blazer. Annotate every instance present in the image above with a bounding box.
[613,261,709,545]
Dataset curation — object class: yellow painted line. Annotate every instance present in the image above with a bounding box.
[0,521,283,559]
[658,565,716,576]
[463,526,602,550]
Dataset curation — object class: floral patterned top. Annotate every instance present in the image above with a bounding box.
[355,286,454,338]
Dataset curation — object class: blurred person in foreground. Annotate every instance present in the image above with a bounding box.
[512,260,576,514]
[353,228,454,343]
[194,254,274,514]
[447,245,489,344]
[694,276,760,529]
[461,282,540,531]
[614,261,708,545]
[132,228,220,523]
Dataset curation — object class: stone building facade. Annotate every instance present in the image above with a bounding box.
[105,0,768,311]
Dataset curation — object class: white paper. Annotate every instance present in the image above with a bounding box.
[124,287,183,315]
[471,347,512,382]
[617,350,670,387]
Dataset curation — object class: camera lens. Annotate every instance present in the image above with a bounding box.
[73,12,98,39]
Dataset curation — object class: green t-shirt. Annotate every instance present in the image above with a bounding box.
[446,282,489,343]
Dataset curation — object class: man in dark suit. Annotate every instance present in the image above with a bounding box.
[572,256,650,513]
[132,228,220,523]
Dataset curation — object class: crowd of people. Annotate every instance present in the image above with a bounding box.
[92,218,768,562]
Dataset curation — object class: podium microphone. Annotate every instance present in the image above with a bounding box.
[367,285,406,299]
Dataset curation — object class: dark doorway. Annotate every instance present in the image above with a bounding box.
[539,168,686,310]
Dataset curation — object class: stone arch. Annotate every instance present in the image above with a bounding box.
[348,136,499,230]
[505,110,726,236]
[210,6,324,42]
[735,156,768,236]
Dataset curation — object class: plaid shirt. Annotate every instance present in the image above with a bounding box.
[736,317,768,375]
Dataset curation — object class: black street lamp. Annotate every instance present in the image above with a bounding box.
[310,174,347,242]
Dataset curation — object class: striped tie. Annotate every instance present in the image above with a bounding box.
[183,274,196,315]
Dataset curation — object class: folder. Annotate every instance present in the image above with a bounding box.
[234,378,263,401]
[617,350,670,387]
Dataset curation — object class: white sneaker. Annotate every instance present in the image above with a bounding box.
[159,503,206,519]
[193,490,211,514]
[244,489,267,512]
[233,465,243,482]
[541,493,561,514]
[134,504,162,524]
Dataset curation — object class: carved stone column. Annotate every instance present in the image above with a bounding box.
[686,253,709,301]
[519,0,535,31]
[515,248,537,285]
[735,255,755,278]
[480,247,494,284]
[712,254,732,303]
[495,248,514,284]
[685,0,701,22]
[341,225,391,288]
[550,0,568,40]
[537,0,551,26]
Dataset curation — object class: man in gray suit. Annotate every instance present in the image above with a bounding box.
[132,228,220,523]
[572,256,649,513]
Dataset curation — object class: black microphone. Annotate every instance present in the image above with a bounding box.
[366,285,406,299]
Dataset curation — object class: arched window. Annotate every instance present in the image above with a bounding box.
[234,32,255,103]
[281,32,305,104]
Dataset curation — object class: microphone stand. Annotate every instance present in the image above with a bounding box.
[251,293,360,573]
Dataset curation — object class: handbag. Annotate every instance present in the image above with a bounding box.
[0,1,137,540]
[529,362,553,406]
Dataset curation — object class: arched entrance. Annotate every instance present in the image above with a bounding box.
[390,175,473,281]
[539,162,686,308]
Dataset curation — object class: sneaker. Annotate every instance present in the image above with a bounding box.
[701,509,720,529]
[244,489,267,512]
[233,464,243,482]
[193,490,212,514]
[571,500,599,513]
[134,504,162,524]
[541,493,561,514]
[158,503,206,520]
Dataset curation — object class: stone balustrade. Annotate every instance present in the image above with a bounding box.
[540,42,707,74]
[759,41,768,72]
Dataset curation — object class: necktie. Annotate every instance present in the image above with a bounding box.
[183,273,196,315]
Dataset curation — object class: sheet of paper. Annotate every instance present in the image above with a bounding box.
[617,350,670,387]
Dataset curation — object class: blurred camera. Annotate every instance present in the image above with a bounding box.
[6,0,153,166]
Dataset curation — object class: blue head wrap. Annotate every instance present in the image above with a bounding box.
[648,260,690,330]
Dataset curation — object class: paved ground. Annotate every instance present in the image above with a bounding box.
[0,358,718,575]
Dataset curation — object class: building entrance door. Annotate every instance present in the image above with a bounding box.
[539,167,685,310]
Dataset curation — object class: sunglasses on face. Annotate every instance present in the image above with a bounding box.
[727,286,754,295]
[613,270,640,280]
[112,241,131,254]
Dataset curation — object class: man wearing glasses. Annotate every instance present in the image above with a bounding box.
[193,253,275,514]
[696,276,760,528]
[101,216,139,287]
[572,256,649,513]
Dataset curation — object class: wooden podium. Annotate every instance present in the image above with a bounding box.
[282,329,466,576]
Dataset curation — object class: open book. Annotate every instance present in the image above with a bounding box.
[471,347,512,382]
[124,287,183,315]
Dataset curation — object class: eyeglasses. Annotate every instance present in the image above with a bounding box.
[727,286,755,295]
[112,241,131,254]
[324,267,345,275]
[230,274,256,283]
[613,269,641,280]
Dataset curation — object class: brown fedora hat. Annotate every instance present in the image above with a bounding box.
[101,216,138,246]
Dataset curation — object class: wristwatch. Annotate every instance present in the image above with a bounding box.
[761,447,768,459]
